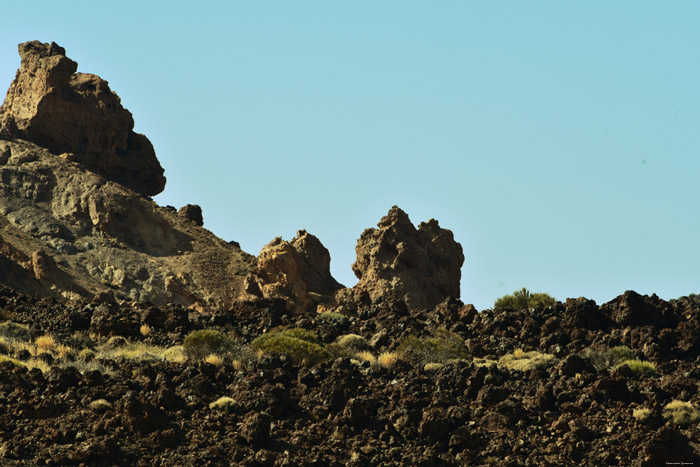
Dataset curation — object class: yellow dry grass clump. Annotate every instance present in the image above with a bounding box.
[633,408,651,421]
[89,399,113,412]
[35,335,56,351]
[353,351,376,365]
[204,354,224,366]
[499,350,556,372]
[377,352,399,368]
[209,396,235,410]
[140,324,152,336]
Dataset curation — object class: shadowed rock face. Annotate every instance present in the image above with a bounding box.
[0,41,165,196]
[351,206,464,310]
[243,230,343,312]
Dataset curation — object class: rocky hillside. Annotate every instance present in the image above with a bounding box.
[0,42,253,309]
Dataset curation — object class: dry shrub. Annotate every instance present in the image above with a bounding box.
[354,351,376,365]
[204,354,224,366]
[377,352,399,369]
[633,408,651,421]
[35,335,56,351]
[89,399,113,412]
[140,324,152,336]
[55,345,72,359]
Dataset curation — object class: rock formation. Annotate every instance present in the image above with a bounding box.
[350,206,464,310]
[0,41,165,196]
[243,230,343,312]
[0,41,253,309]
[178,204,204,227]
[0,138,252,308]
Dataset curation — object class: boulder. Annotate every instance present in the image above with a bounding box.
[350,206,464,310]
[243,230,343,312]
[178,204,204,226]
[0,41,165,196]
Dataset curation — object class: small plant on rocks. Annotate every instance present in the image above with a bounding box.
[396,329,468,365]
[499,349,556,372]
[494,287,556,311]
[662,400,700,426]
[633,408,651,421]
[89,399,113,412]
[209,396,235,410]
[616,359,656,375]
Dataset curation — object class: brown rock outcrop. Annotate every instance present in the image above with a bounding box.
[243,230,343,313]
[0,138,250,308]
[350,206,464,310]
[0,41,165,196]
[178,204,203,227]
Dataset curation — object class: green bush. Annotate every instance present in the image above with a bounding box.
[494,288,556,311]
[584,345,636,371]
[396,329,468,365]
[617,359,656,375]
[251,328,331,366]
[183,330,235,360]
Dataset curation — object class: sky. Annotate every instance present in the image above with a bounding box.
[1,2,699,310]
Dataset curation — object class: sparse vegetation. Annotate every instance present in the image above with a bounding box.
[494,287,556,311]
[499,349,556,372]
[396,329,468,365]
[35,335,56,351]
[616,359,656,375]
[662,400,700,426]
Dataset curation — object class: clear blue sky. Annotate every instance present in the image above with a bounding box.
[2,2,699,310]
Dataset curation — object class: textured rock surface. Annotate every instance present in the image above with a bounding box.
[0,41,165,196]
[243,230,343,312]
[350,205,464,310]
[0,138,252,308]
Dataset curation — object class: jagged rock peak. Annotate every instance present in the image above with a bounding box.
[243,230,343,313]
[351,205,464,310]
[0,41,165,196]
